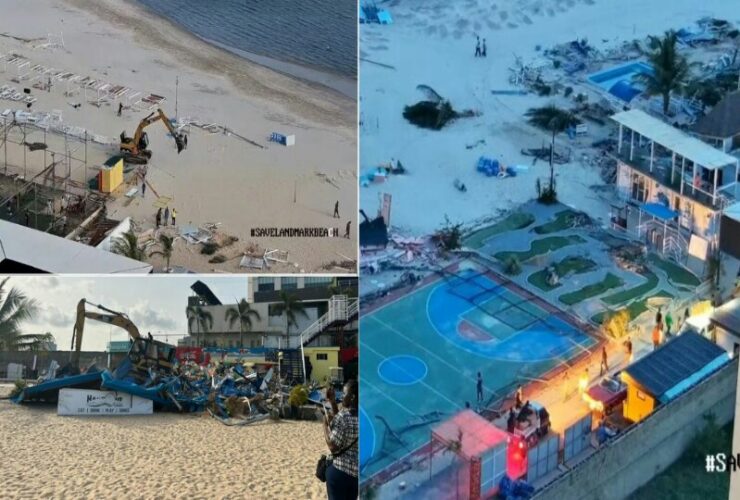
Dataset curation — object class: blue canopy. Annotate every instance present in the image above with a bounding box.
[641,202,678,221]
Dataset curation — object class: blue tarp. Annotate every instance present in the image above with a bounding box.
[609,80,642,102]
[476,156,517,177]
[377,10,393,24]
[11,368,103,404]
[641,202,679,221]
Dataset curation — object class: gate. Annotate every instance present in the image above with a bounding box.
[527,434,559,483]
[563,413,593,462]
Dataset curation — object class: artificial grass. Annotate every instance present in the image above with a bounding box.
[631,420,732,500]
[527,256,597,291]
[648,254,701,287]
[602,270,659,306]
[533,209,579,234]
[559,272,623,306]
[494,235,586,263]
[591,289,675,324]
[463,212,535,249]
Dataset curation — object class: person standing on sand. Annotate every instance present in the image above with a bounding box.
[333,201,340,218]
[324,380,358,500]
[344,220,351,239]
[164,207,170,226]
[482,38,487,57]
[118,102,123,116]
[171,208,177,226]
[476,372,483,403]
[141,182,146,197]
[156,208,162,228]
[475,36,481,57]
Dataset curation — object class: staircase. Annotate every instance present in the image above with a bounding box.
[300,295,358,347]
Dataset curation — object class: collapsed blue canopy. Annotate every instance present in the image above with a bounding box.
[642,202,678,221]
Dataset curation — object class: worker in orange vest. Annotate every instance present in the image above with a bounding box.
[652,325,661,350]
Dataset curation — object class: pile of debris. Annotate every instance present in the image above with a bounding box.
[11,354,330,426]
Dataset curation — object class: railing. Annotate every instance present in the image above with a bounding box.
[300,295,358,347]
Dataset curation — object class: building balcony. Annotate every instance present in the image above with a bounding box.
[615,148,738,210]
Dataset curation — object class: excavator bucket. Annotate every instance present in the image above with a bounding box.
[175,135,185,154]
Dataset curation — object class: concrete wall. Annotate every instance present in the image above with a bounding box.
[535,359,738,500]
[0,350,125,378]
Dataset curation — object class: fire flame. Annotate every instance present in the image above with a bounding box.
[582,392,604,413]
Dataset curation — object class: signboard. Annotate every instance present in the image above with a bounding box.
[58,388,153,416]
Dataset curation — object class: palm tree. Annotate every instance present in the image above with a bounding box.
[634,30,691,115]
[0,278,40,350]
[149,234,174,272]
[111,229,146,261]
[525,105,579,198]
[224,298,261,348]
[272,291,309,349]
[186,305,213,348]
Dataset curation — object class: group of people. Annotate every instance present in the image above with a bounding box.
[651,306,675,350]
[333,201,353,239]
[474,35,488,57]
[156,206,177,228]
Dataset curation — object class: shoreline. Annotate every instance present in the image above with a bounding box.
[64,0,356,131]
[128,0,357,100]
[200,35,357,100]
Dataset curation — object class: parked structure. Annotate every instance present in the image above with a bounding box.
[621,331,729,422]
[691,91,740,153]
[611,109,740,276]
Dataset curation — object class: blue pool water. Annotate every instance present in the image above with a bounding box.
[587,62,654,102]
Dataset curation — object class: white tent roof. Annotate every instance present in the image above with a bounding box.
[612,109,739,170]
[0,220,152,274]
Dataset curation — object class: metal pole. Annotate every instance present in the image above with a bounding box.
[300,333,307,384]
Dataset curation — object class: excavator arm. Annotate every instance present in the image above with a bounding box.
[120,108,185,163]
[70,299,145,371]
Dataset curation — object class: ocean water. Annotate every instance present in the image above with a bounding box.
[135,0,357,79]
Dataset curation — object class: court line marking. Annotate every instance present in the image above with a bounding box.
[361,339,464,411]
[377,355,429,386]
[360,406,376,464]
[425,279,597,362]
[361,374,418,417]
[365,314,480,386]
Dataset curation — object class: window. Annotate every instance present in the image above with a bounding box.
[734,343,739,358]
[281,277,298,290]
[304,277,333,288]
[268,304,282,317]
[257,277,275,292]
[316,353,328,360]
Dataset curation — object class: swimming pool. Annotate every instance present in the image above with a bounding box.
[359,261,598,481]
[587,61,653,102]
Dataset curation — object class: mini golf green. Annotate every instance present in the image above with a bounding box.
[527,256,597,291]
[648,255,701,287]
[591,289,675,324]
[494,235,586,263]
[533,209,580,234]
[602,270,658,305]
[560,272,623,306]
[464,212,535,249]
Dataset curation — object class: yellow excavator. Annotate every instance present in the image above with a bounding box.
[119,108,185,164]
[71,299,176,375]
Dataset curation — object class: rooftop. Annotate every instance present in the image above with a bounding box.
[612,109,738,170]
[432,409,509,460]
[0,220,152,274]
[623,331,727,400]
[691,91,740,139]
[711,298,740,335]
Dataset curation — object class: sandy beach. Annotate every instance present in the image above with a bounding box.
[359,0,739,236]
[0,0,357,273]
[0,385,328,499]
